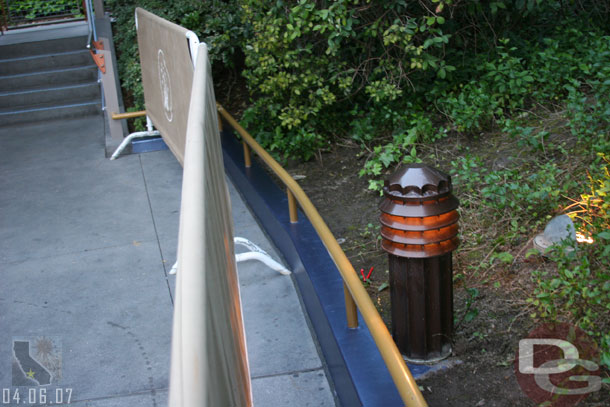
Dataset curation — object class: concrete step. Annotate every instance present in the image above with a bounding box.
[0,65,98,92]
[0,82,100,110]
[0,100,101,126]
[0,22,106,126]
[0,49,93,76]
[0,35,88,59]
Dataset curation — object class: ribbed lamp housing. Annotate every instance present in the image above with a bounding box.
[379,164,460,259]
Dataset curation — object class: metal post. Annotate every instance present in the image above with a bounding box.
[379,164,459,363]
[1,1,8,33]
[85,0,97,42]
[242,141,252,168]
[287,189,298,223]
[344,283,359,328]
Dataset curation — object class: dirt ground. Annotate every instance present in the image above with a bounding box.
[282,140,609,407]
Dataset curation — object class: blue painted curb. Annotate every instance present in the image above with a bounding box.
[221,126,434,406]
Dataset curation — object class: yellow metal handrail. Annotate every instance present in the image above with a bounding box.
[216,104,427,407]
[111,111,147,120]
[112,104,427,406]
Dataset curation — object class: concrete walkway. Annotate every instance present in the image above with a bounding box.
[0,114,336,406]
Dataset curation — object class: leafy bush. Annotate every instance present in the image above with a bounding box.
[107,0,610,159]
[241,0,452,160]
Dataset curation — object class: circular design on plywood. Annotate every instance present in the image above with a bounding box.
[157,49,173,122]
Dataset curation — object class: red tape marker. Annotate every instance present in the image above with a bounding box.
[366,266,374,280]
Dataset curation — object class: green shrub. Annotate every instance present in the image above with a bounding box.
[241,0,452,160]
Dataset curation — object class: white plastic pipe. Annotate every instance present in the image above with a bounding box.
[234,237,291,275]
[170,237,291,276]
[235,252,291,275]
[109,129,160,160]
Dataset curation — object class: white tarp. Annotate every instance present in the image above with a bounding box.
[167,35,252,407]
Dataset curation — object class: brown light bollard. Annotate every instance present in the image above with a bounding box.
[379,164,459,363]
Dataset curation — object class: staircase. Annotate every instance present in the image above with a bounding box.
[0,24,101,126]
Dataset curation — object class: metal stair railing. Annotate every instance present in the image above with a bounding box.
[2,0,85,30]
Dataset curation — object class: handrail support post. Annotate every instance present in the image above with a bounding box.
[242,141,252,168]
[344,283,359,328]
[287,189,298,223]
